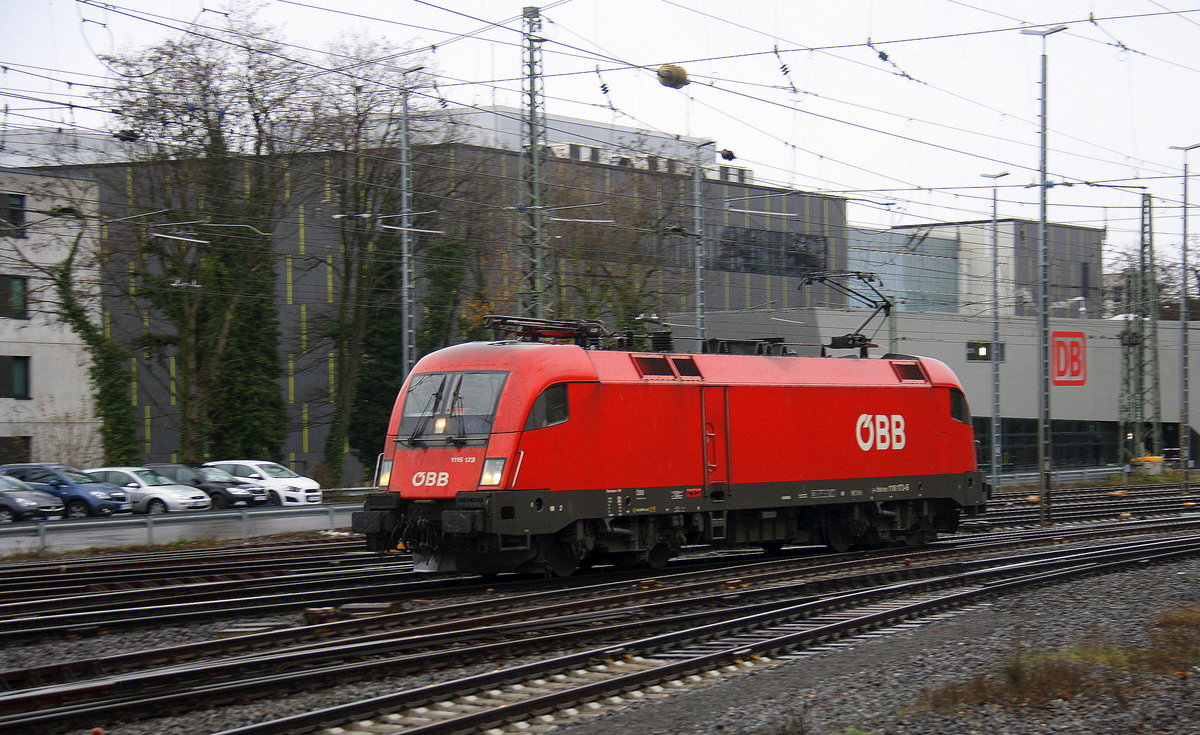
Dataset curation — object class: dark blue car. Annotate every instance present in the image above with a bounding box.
[0,464,132,519]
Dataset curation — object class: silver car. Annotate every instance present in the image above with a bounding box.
[84,467,212,514]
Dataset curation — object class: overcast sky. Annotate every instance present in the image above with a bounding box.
[5,0,1200,259]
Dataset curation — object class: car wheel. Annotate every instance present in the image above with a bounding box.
[210,494,228,510]
[268,491,282,506]
[147,499,168,514]
[0,508,13,523]
[66,500,90,519]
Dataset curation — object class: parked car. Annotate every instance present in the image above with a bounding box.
[0,474,64,522]
[203,460,322,506]
[0,464,132,518]
[145,463,269,509]
[85,467,212,514]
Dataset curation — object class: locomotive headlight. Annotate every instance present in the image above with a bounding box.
[434,417,447,434]
[479,458,506,487]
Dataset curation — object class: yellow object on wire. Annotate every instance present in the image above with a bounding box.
[657,64,689,89]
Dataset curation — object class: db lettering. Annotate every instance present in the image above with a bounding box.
[412,471,449,487]
[1052,332,1087,386]
[856,414,907,451]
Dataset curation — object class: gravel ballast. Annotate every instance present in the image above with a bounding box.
[551,556,1200,735]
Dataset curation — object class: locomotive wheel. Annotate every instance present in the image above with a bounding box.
[823,518,855,553]
[540,535,580,578]
[645,543,671,570]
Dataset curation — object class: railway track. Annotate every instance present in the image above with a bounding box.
[4,523,1200,734]
[0,489,1193,645]
[3,501,1197,644]
[0,551,405,603]
[211,533,1200,735]
[982,491,1197,526]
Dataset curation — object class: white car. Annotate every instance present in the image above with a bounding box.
[203,460,322,506]
[84,467,212,514]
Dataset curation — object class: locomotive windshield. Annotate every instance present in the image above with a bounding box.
[399,370,508,444]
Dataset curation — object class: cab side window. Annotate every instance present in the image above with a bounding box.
[949,388,971,424]
[524,383,569,430]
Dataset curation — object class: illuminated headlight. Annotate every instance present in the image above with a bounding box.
[434,417,447,434]
[479,458,506,487]
[378,459,393,487]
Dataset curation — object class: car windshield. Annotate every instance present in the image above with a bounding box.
[398,370,507,443]
[198,467,237,482]
[258,463,299,479]
[133,470,176,486]
[59,468,102,484]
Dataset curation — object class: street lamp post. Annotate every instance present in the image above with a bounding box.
[1171,143,1200,496]
[1021,24,1067,525]
[983,171,1010,492]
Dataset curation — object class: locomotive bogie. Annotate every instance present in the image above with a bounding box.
[353,339,987,575]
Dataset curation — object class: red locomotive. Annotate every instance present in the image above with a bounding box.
[353,315,987,575]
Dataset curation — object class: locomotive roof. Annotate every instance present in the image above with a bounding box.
[414,340,965,391]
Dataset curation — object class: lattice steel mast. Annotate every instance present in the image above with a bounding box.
[518,6,552,318]
[1120,194,1163,459]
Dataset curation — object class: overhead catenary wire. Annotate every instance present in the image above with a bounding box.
[4,1,1195,255]
[0,25,1152,225]
[14,1,1195,180]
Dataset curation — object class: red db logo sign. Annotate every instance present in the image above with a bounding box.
[1052,332,1086,386]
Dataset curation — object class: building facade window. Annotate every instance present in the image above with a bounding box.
[719,166,749,183]
[0,275,28,319]
[0,356,30,399]
[0,435,31,464]
[1,194,26,238]
[966,341,1005,362]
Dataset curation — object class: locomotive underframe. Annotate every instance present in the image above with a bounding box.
[353,471,986,575]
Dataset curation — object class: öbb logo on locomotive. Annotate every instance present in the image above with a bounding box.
[855,413,907,451]
[411,471,450,487]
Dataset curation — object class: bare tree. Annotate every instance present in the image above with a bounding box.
[550,159,690,327]
[93,9,306,462]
